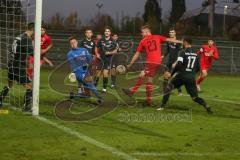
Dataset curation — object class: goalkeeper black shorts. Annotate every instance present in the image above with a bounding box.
[8,66,31,84]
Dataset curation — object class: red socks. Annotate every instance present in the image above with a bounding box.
[196,75,205,85]
[130,77,145,94]
[146,82,153,105]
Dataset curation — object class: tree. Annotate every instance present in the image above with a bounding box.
[142,0,162,33]
[0,0,26,28]
[90,14,115,32]
[49,12,64,29]
[64,11,81,30]
[233,0,239,3]
[169,0,186,25]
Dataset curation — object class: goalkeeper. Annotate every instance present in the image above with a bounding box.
[67,36,103,104]
[0,23,34,112]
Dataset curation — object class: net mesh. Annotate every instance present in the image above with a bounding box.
[0,0,36,108]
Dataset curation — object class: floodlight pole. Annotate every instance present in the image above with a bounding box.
[32,0,42,116]
[223,5,228,36]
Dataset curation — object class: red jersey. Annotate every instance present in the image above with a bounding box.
[137,35,166,64]
[41,33,52,50]
[198,44,219,68]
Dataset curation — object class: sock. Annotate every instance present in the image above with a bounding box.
[196,76,205,85]
[94,77,99,86]
[24,89,32,108]
[0,86,10,102]
[146,82,153,105]
[162,93,170,107]
[130,77,145,94]
[161,82,173,106]
[111,75,116,86]
[162,79,169,93]
[103,77,108,89]
[85,83,101,99]
[193,97,207,107]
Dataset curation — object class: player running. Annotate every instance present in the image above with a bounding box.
[122,25,182,106]
[67,36,103,104]
[95,27,118,93]
[163,28,183,96]
[0,23,35,112]
[196,38,219,91]
[157,37,212,114]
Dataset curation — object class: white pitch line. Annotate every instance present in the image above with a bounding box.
[132,152,240,157]
[180,94,240,105]
[35,116,139,160]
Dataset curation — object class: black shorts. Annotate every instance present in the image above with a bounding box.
[170,73,198,98]
[96,56,112,70]
[8,66,31,84]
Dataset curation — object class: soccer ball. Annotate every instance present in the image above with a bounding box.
[116,65,126,74]
[68,73,77,83]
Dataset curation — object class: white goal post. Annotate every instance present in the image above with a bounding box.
[32,0,42,116]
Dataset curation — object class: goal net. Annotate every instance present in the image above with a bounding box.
[0,0,42,115]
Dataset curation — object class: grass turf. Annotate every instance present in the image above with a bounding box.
[0,69,240,160]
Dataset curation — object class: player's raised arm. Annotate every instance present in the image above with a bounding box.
[127,51,141,69]
[212,47,219,60]
[166,38,183,44]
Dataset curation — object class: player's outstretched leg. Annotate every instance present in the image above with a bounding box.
[192,97,212,114]
[84,82,103,104]
[157,84,172,111]
[123,71,145,98]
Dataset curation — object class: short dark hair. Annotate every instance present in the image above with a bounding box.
[68,36,78,42]
[112,33,119,36]
[85,27,93,32]
[41,24,47,30]
[141,24,151,31]
[208,37,215,41]
[183,36,192,45]
[104,26,112,32]
[27,22,35,31]
[169,27,176,32]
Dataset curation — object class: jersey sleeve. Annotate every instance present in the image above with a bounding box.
[158,35,167,43]
[176,50,185,63]
[197,46,204,55]
[46,35,52,46]
[137,40,144,52]
[213,46,219,60]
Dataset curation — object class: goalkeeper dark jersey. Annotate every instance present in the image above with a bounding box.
[8,33,33,84]
[8,33,33,69]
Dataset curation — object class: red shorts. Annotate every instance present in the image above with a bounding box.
[200,64,210,72]
[144,63,161,77]
[27,55,44,79]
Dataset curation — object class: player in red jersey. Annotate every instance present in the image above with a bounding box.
[27,25,53,79]
[196,38,219,91]
[122,25,182,105]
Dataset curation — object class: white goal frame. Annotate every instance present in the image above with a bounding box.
[32,0,42,116]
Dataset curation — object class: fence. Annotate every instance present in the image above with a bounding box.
[1,30,240,74]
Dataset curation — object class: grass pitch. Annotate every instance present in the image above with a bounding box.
[0,69,240,160]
